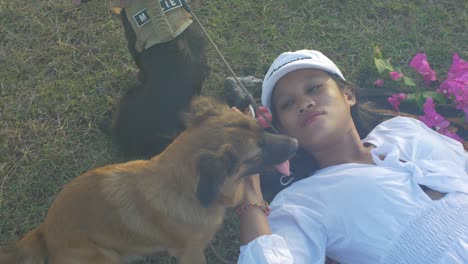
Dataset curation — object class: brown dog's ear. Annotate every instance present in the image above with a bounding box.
[196,144,239,207]
[183,96,228,128]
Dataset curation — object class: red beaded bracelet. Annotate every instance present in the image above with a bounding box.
[236,201,271,217]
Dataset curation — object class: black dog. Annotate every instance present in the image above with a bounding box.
[111,6,208,159]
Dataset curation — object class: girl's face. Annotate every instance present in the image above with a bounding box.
[271,69,356,151]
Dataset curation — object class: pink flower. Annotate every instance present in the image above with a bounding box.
[373,79,384,87]
[419,98,449,128]
[398,93,408,100]
[437,53,468,120]
[388,96,400,111]
[438,54,468,95]
[445,53,468,81]
[419,98,462,142]
[389,71,404,80]
[409,53,437,85]
[387,93,407,111]
[256,106,272,128]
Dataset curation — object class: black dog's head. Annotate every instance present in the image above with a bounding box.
[182,96,298,207]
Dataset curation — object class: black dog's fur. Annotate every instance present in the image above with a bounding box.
[112,9,208,159]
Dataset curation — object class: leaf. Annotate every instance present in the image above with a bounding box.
[403,76,416,86]
[374,58,394,73]
[421,91,447,104]
[406,91,448,112]
[406,92,425,111]
[374,58,387,73]
[374,46,383,59]
[382,59,395,72]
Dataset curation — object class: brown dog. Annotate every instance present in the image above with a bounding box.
[0,97,298,264]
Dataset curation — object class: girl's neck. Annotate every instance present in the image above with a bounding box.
[309,129,374,169]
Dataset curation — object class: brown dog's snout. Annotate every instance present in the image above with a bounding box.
[262,133,298,166]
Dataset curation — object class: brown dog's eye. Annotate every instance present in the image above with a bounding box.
[252,153,262,162]
[244,150,262,164]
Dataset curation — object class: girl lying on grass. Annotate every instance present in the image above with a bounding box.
[236,49,468,264]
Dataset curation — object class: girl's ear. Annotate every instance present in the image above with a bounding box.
[343,87,356,107]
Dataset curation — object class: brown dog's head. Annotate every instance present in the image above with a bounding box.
[183,96,298,208]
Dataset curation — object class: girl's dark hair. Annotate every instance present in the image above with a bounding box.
[330,74,389,139]
[261,73,392,200]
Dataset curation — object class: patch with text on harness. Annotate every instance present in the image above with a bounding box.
[133,0,183,27]
[123,0,193,51]
[133,9,151,27]
[160,0,183,12]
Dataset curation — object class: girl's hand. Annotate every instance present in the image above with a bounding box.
[238,173,272,245]
[231,106,264,203]
[239,173,264,204]
[231,105,255,118]
[232,105,273,245]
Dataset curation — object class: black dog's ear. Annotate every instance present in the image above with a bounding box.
[183,96,229,128]
[196,145,239,207]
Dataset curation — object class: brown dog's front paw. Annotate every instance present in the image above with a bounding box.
[172,247,206,264]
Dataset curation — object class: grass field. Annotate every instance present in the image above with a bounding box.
[1,0,467,263]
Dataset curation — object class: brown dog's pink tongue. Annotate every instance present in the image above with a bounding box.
[274,160,291,176]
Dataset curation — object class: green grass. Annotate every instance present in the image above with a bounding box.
[1,0,467,263]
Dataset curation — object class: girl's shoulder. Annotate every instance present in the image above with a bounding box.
[374,116,425,132]
[364,116,438,146]
[364,116,465,160]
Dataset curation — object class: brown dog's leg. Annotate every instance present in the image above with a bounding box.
[172,246,206,264]
[48,246,120,264]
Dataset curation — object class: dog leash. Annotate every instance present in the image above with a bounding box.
[180,0,279,134]
[179,4,297,264]
[181,1,296,188]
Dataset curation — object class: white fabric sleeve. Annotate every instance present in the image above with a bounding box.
[238,234,294,264]
[238,204,327,264]
[396,116,468,176]
[364,116,468,193]
[465,152,468,174]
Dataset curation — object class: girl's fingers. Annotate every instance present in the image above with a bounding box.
[232,106,256,119]
[231,106,241,113]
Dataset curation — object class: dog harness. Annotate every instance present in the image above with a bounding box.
[111,0,193,52]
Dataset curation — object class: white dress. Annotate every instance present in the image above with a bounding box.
[238,116,468,264]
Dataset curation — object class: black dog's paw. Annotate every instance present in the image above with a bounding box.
[223,76,262,111]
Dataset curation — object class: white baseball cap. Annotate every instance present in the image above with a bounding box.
[261,49,345,109]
